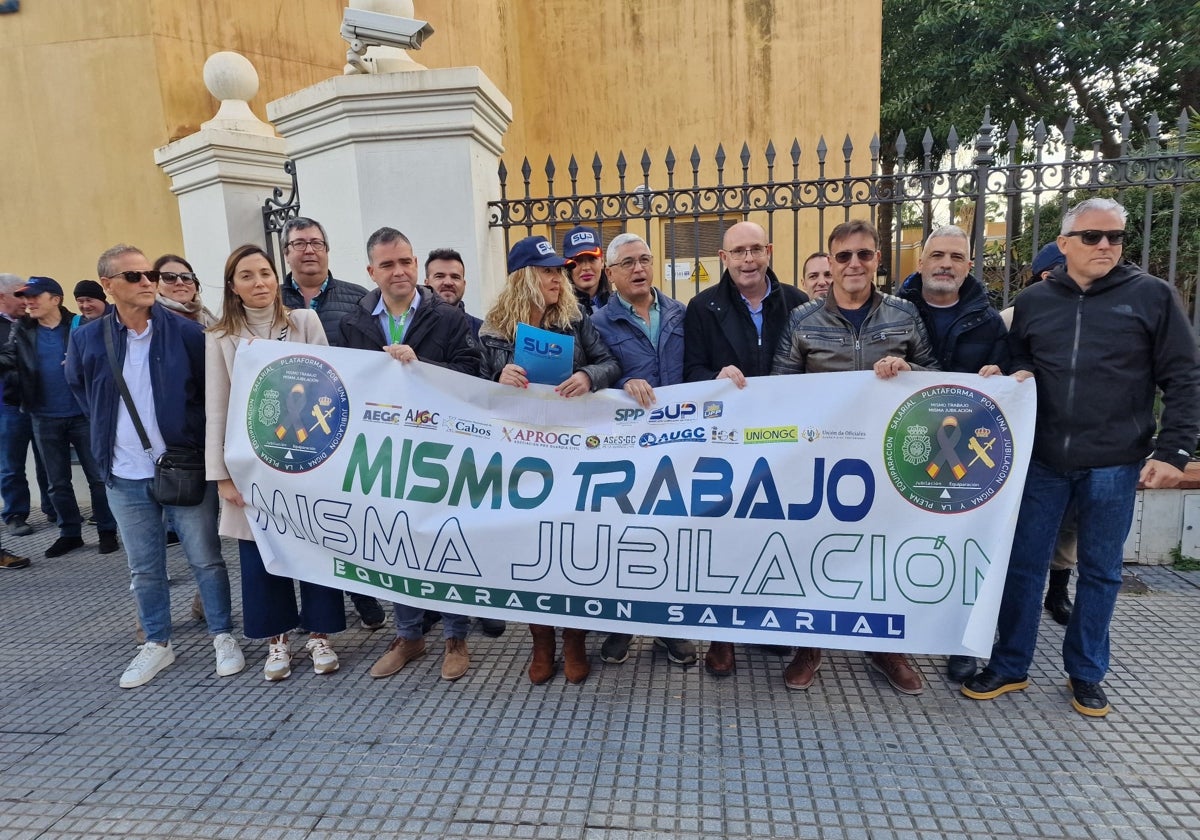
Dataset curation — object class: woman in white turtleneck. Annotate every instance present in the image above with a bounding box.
[205,244,346,682]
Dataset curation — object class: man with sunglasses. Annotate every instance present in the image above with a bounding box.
[278,216,385,631]
[65,246,244,688]
[683,220,808,677]
[771,219,937,696]
[963,197,1200,717]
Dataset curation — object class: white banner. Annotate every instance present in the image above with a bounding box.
[226,341,1035,656]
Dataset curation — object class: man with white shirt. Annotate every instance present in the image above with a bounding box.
[66,244,244,688]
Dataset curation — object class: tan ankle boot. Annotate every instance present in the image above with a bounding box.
[562,628,590,684]
[528,624,557,684]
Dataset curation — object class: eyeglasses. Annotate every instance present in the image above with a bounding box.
[725,245,767,260]
[286,239,328,252]
[1064,229,1126,246]
[108,270,162,283]
[833,248,877,264]
[613,254,654,271]
[159,272,198,285]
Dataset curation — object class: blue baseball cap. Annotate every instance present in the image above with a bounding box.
[561,226,602,260]
[507,236,571,274]
[14,276,64,298]
[1031,242,1065,277]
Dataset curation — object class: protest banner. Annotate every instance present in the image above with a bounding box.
[226,341,1035,656]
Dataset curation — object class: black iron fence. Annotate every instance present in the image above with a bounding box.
[488,109,1200,323]
[261,160,301,279]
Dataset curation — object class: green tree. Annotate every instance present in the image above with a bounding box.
[881,0,1199,159]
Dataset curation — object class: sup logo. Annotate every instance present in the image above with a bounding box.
[882,384,1014,513]
[247,355,350,472]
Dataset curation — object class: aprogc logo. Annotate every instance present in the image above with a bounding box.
[649,402,697,423]
[639,427,707,447]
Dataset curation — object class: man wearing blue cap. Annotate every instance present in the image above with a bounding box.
[562,226,611,315]
[0,276,118,558]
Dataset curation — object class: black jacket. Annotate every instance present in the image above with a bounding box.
[683,267,807,382]
[898,271,1009,373]
[337,286,481,377]
[1009,261,1200,472]
[281,273,367,347]
[478,317,621,391]
[0,306,77,414]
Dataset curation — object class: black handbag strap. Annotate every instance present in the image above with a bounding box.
[103,317,155,458]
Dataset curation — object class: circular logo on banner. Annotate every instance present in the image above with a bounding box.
[883,384,1014,513]
[246,354,349,472]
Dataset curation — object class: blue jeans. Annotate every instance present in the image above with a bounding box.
[106,476,233,643]
[31,414,115,538]
[988,459,1140,683]
[394,603,470,641]
[0,405,53,523]
[238,539,346,639]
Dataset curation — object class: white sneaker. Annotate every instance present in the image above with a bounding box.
[264,638,292,681]
[213,633,245,677]
[305,637,340,674]
[120,641,175,688]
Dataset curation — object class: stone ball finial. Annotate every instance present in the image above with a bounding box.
[203,51,260,103]
[200,51,274,137]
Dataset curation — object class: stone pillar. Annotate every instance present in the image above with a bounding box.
[154,52,290,308]
[266,66,513,316]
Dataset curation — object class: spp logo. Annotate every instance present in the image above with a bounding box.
[404,409,440,429]
[521,337,563,357]
[614,408,645,423]
[703,401,724,419]
[649,402,697,423]
[639,427,707,447]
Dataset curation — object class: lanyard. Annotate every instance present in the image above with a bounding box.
[387,308,411,344]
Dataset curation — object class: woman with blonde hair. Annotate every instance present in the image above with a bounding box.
[479,235,621,684]
[153,254,216,327]
[205,244,346,681]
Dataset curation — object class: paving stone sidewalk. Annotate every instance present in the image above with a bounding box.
[2,515,1199,840]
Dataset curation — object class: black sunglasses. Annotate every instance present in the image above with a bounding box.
[109,270,162,283]
[159,272,198,285]
[833,248,877,264]
[1064,229,1126,246]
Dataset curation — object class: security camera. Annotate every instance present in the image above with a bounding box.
[341,7,435,70]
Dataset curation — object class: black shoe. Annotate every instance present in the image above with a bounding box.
[351,594,386,630]
[961,667,1029,700]
[946,655,978,683]
[6,517,33,537]
[1068,678,1110,717]
[421,611,442,635]
[1044,569,1073,625]
[45,536,85,558]
[479,618,506,637]
[600,632,632,664]
[653,637,697,666]
[98,532,119,554]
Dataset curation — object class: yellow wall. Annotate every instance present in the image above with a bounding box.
[0,0,345,288]
[0,0,881,295]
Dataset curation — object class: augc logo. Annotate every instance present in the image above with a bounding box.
[639,427,707,447]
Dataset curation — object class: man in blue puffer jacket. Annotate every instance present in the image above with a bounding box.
[589,231,696,669]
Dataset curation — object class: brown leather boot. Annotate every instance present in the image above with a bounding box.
[528,624,557,684]
[704,641,735,676]
[562,628,590,684]
[868,652,924,695]
[783,646,822,690]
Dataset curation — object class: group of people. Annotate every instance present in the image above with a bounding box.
[2,197,1195,719]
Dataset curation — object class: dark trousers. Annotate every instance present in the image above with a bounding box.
[238,539,346,639]
[31,414,115,538]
